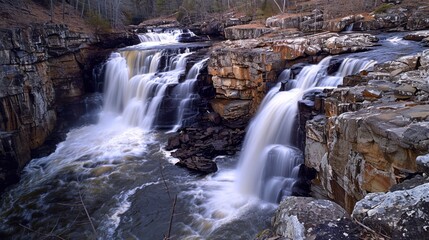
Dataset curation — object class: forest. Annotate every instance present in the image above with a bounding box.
[33,0,384,30]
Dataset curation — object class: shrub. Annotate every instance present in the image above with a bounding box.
[373,3,394,14]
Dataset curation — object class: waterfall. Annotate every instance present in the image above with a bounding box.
[237,57,376,202]
[345,23,354,32]
[101,30,206,131]
[138,29,184,43]
[169,58,209,132]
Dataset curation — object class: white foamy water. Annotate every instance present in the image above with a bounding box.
[386,36,409,45]
[176,166,276,239]
[237,57,376,202]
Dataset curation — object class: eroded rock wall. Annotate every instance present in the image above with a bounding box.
[208,44,282,126]
[208,33,378,126]
[0,24,101,192]
[305,50,429,212]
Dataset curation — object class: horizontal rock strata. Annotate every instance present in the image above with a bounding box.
[305,50,429,212]
[208,32,378,125]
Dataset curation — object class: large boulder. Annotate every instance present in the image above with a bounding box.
[272,197,363,239]
[168,125,245,173]
[353,182,429,239]
[208,42,282,123]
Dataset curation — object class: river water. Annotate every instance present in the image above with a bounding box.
[0,31,425,239]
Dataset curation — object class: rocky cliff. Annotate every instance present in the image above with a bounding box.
[305,49,429,212]
[264,1,429,33]
[0,23,138,193]
[208,32,378,126]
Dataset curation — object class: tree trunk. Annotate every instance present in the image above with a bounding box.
[62,0,65,21]
[81,0,85,17]
[50,0,54,22]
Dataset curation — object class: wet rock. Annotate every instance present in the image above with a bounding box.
[352,183,429,239]
[176,156,218,174]
[168,126,245,174]
[403,30,429,42]
[210,99,252,127]
[177,31,209,43]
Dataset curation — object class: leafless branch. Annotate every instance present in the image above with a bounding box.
[353,218,391,240]
[78,188,98,237]
[164,194,178,240]
[19,223,66,240]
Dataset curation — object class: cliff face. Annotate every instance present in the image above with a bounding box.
[208,32,378,126]
[0,23,121,192]
[305,50,429,212]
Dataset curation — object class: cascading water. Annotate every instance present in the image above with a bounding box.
[345,23,354,32]
[237,57,376,202]
[102,31,208,131]
[169,58,209,132]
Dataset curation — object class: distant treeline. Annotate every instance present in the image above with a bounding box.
[32,0,387,30]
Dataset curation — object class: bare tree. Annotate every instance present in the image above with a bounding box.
[50,0,54,22]
[273,0,287,13]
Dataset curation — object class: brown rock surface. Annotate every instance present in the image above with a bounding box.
[208,32,378,125]
[305,51,429,212]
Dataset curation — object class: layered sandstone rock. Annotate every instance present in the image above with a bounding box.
[208,33,378,125]
[224,24,272,40]
[305,50,429,212]
[208,43,283,125]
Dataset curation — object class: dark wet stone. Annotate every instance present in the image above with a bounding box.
[176,156,218,173]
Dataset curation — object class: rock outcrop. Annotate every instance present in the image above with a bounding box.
[208,32,378,125]
[224,24,272,40]
[166,121,245,173]
[265,2,429,33]
[305,50,429,212]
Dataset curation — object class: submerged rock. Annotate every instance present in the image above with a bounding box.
[176,156,218,173]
